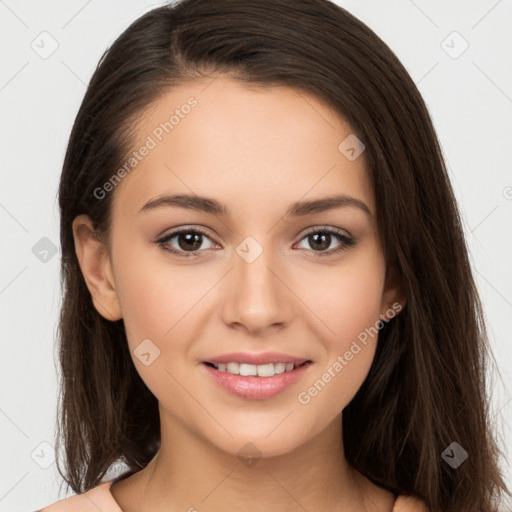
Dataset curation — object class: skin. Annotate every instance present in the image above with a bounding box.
[73,76,405,512]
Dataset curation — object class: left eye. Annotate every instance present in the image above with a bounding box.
[156,227,355,258]
[295,228,355,256]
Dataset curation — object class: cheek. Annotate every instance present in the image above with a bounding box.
[294,250,385,411]
[113,244,210,346]
[298,252,386,347]
[111,248,209,400]
[301,344,375,424]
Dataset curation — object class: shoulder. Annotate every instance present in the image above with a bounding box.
[393,493,430,512]
[37,480,122,512]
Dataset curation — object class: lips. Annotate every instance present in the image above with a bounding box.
[202,358,312,399]
[204,351,311,366]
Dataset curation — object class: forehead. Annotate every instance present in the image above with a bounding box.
[111,76,374,221]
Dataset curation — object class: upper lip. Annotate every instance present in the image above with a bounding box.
[204,351,311,366]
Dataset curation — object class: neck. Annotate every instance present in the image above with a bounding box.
[131,411,371,512]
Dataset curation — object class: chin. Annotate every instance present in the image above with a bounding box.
[205,422,317,463]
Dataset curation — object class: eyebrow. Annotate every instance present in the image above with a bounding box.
[139,193,372,218]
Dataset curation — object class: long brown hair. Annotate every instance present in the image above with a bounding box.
[55,1,510,510]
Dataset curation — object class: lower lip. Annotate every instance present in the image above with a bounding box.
[202,362,312,400]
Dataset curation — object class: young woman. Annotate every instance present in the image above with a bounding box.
[35,0,509,511]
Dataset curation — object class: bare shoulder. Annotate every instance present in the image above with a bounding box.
[37,481,120,512]
[37,492,91,512]
[393,494,430,512]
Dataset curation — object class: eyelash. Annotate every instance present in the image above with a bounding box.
[156,226,356,259]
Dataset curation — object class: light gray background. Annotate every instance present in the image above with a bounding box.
[1,1,511,510]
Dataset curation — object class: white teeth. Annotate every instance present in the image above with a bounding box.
[257,363,274,377]
[240,363,257,376]
[210,361,305,377]
[226,362,239,374]
[274,363,286,374]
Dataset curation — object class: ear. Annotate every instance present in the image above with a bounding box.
[380,265,406,320]
[72,214,122,321]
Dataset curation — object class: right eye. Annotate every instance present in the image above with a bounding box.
[156,227,219,258]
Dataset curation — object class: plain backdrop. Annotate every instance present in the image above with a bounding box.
[1,1,511,510]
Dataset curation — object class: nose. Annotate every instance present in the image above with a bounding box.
[220,237,293,335]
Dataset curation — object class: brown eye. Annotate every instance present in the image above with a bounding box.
[175,232,203,251]
[295,228,355,256]
[157,228,216,258]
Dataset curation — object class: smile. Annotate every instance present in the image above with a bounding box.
[202,360,312,400]
[204,361,309,377]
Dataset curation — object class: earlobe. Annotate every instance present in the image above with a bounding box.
[72,214,123,321]
[380,266,407,320]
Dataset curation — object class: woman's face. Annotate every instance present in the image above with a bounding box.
[76,76,402,458]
